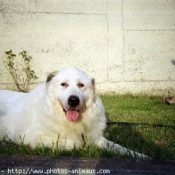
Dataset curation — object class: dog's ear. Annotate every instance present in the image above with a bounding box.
[91,78,95,88]
[46,71,58,83]
[91,77,96,102]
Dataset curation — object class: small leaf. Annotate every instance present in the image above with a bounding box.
[11,54,16,57]
[5,50,12,54]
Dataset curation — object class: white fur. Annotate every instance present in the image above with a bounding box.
[0,67,148,158]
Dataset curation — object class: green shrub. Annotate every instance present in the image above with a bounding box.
[4,50,38,92]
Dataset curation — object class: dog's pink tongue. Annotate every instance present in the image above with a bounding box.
[66,110,79,121]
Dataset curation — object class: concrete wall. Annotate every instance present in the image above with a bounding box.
[0,0,175,95]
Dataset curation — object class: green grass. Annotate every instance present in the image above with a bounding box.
[0,95,175,160]
[102,95,175,160]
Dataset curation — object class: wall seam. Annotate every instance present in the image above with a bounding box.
[121,0,125,81]
[106,0,109,81]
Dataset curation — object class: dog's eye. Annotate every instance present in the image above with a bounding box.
[77,83,84,88]
[61,82,68,87]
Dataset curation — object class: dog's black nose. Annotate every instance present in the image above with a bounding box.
[68,95,80,108]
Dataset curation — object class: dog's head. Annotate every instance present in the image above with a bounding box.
[46,67,95,122]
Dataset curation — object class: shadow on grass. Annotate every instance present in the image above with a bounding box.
[105,124,175,160]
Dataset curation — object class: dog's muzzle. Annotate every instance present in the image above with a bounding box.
[63,95,81,122]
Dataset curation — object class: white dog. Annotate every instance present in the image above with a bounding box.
[0,67,147,158]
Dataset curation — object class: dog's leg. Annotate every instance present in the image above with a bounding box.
[95,136,149,159]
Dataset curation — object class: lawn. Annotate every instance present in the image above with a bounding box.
[0,95,175,160]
